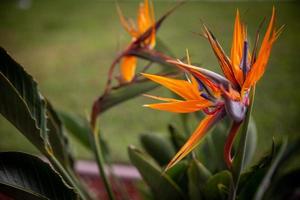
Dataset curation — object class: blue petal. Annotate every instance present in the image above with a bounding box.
[240,41,250,78]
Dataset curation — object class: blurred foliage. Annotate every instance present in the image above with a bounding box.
[133,112,300,199]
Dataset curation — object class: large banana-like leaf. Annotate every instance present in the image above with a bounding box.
[0,47,47,153]
[0,152,78,200]
[47,102,74,167]
[128,145,185,200]
[0,47,72,166]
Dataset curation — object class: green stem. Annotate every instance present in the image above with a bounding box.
[229,86,256,200]
[228,179,237,200]
[92,131,115,200]
[48,155,90,200]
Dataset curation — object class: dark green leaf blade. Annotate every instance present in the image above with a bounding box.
[202,170,232,200]
[244,117,257,167]
[59,111,90,149]
[0,152,78,200]
[140,133,175,166]
[47,102,74,167]
[253,139,288,200]
[0,47,47,153]
[0,47,72,167]
[168,124,186,151]
[128,145,185,200]
[188,159,212,200]
[238,139,288,200]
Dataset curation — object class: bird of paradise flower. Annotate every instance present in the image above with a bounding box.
[117,0,156,83]
[90,0,183,129]
[143,7,284,171]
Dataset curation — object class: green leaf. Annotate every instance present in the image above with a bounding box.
[0,48,47,153]
[237,141,276,199]
[188,159,212,200]
[100,80,160,114]
[0,47,72,166]
[232,87,256,183]
[255,138,300,200]
[166,161,189,194]
[59,111,109,157]
[128,145,185,200]
[47,102,74,167]
[0,152,78,200]
[202,170,232,200]
[263,169,300,200]
[253,139,288,200]
[168,124,186,151]
[140,133,175,166]
[166,161,188,181]
[238,139,288,200]
[244,117,257,167]
[59,111,90,149]
[0,48,90,200]
[189,159,212,184]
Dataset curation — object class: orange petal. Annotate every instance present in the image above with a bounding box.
[138,0,151,33]
[138,0,156,47]
[121,56,137,82]
[143,94,180,102]
[165,110,224,171]
[230,9,246,86]
[148,0,156,48]
[242,7,281,92]
[167,60,221,97]
[116,3,139,38]
[190,75,200,90]
[142,73,201,100]
[203,25,238,86]
[220,84,241,101]
[144,99,212,113]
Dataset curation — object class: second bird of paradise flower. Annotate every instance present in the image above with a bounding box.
[117,0,156,82]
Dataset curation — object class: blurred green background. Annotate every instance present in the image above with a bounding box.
[0,0,299,163]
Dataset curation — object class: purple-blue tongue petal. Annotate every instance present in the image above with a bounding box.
[240,41,250,78]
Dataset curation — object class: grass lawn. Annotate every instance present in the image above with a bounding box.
[0,0,299,163]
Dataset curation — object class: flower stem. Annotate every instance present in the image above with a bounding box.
[91,128,115,200]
